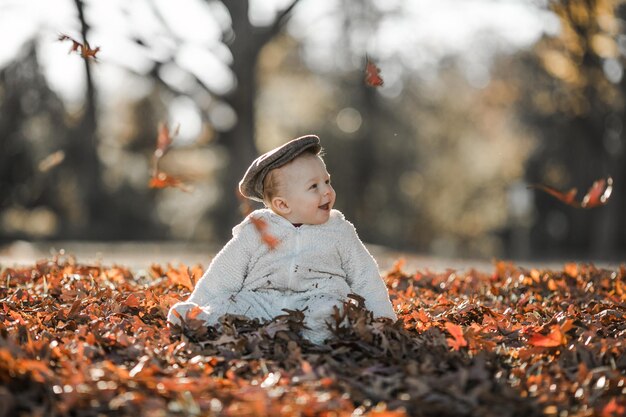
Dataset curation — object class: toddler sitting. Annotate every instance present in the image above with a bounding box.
[167,135,397,343]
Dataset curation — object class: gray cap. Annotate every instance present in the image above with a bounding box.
[239,135,322,202]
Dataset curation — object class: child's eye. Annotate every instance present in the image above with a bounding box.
[309,184,317,190]
[325,179,331,185]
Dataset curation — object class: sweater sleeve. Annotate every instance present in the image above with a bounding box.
[184,219,257,306]
[340,220,397,321]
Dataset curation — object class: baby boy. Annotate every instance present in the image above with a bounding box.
[167,135,397,343]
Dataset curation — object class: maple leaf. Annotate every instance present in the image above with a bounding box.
[166,264,196,290]
[58,33,100,60]
[445,322,468,350]
[364,55,384,87]
[123,293,141,308]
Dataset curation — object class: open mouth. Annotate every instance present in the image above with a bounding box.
[318,203,330,210]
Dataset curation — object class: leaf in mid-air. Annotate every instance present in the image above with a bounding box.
[364,56,384,87]
[529,176,613,209]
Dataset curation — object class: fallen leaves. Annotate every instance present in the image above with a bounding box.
[1,257,625,416]
[444,322,467,350]
[528,324,566,347]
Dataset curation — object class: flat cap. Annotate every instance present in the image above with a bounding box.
[239,134,322,202]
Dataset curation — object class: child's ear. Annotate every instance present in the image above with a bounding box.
[271,197,291,215]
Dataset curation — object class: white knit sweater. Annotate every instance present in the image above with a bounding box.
[167,209,397,343]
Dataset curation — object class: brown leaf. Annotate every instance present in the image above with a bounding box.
[58,33,100,60]
[364,56,384,87]
[149,172,192,192]
[529,176,613,209]
[445,322,468,350]
[581,177,613,208]
[528,325,565,347]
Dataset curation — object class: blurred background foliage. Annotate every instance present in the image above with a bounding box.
[0,0,624,261]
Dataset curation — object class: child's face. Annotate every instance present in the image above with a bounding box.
[272,154,336,225]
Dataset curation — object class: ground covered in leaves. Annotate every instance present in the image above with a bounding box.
[1,256,625,417]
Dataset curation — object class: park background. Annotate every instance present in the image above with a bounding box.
[0,0,624,264]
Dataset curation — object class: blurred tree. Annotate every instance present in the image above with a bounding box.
[0,45,68,240]
[519,0,625,258]
[65,0,107,237]
[256,1,532,257]
[142,0,301,239]
[210,0,300,237]
[0,0,302,242]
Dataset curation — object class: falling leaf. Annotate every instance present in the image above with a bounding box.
[149,122,189,192]
[155,122,180,159]
[528,177,613,209]
[581,177,613,208]
[58,33,100,60]
[149,171,192,192]
[364,56,384,87]
[250,216,280,250]
[528,184,578,206]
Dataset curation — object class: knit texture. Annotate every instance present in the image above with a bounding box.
[168,209,397,343]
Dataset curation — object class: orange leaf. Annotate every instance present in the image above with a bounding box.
[560,318,574,333]
[529,183,579,207]
[250,216,280,250]
[155,122,179,158]
[364,56,384,87]
[445,322,467,350]
[564,263,579,278]
[529,177,613,209]
[186,306,204,321]
[58,33,100,60]
[124,293,141,308]
[149,172,192,192]
[529,325,565,347]
[601,398,626,417]
[250,216,268,232]
[369,411,407,417]
[262,234,280,250]
[166,264,195,290]
[81,43,100,60]
[581,177,613,208]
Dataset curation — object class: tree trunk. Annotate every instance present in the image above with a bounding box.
[67,0,106,238]
[209,0,299,239]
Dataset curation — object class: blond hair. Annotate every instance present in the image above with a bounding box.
[261,148,323,207]
[262,168,281,206]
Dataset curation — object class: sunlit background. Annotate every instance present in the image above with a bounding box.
[0,0,624,261]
